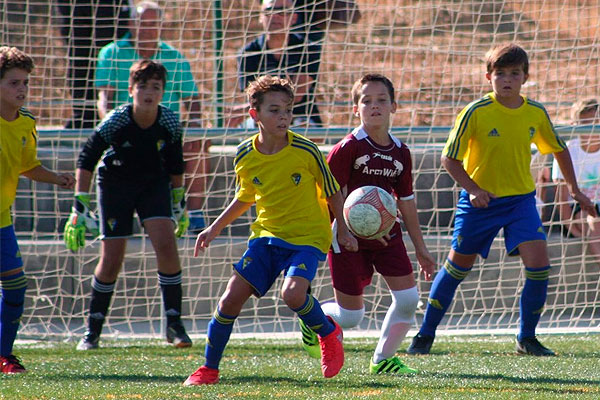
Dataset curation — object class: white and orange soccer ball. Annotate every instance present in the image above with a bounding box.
[343,186,397,240]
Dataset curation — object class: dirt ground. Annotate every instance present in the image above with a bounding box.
[2,0,599,129]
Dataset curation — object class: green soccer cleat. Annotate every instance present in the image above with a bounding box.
[298,318,321,359]
[369,356,418,375]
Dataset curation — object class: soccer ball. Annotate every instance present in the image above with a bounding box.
[343,186,397,240]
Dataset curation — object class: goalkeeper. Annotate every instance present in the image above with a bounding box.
[65,60,192,350]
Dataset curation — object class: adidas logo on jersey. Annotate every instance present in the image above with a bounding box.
[252,176,262,186]
[122,141,133,148]
[488,128,500,137]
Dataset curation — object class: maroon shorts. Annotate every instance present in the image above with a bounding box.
[327,235,413,296]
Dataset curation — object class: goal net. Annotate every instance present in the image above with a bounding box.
[4,0,600,339]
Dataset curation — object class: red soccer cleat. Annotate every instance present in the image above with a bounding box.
[319,317,344,378]
[183,365,219,386]
[0,355,26,374]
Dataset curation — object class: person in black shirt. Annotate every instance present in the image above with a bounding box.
[56,0,133,129]
[235,0,322,127]
[64,60,192,350]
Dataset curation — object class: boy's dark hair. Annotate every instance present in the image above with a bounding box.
[351,73,395,106]
[246,75,294,110]
[129,59,167,87]
[486,43,529,75]
[0,46,34,79]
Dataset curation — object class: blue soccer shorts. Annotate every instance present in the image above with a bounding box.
[233,238,324,297]
[452,190,546,258]
[1,225,23,273]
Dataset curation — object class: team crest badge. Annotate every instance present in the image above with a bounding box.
[22,136,27,147]
[156,140,165,151]
[291,173,301,185]
[107,218,117,231]
[529,127,536,138]
[242,257,252,269]
[456,235,463,247]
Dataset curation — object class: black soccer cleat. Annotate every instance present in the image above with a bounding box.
[406,333,435,355]
[516,336,556,356]
[166,321,193,348]
[77,330,100,351]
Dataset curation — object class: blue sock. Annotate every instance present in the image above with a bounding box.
[292,294,334,338]
[518,266,550,341]
[0,272,27,356]
[204,308,236,369]
[420,259,471,337]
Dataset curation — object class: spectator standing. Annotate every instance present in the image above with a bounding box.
[56,0,133,129]
[95,0,206,232]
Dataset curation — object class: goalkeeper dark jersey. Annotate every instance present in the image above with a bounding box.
[77,104,184,183]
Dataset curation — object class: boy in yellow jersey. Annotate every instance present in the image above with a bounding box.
[183,75,358,385]
[0,47,75,373]
[407,43,596,357]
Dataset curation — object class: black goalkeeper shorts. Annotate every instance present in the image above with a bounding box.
[97,176,171,238]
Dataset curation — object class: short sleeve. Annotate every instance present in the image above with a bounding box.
[309,146,340,198]
[20,126,41,173]
[95,44,115,88]
[326,138,354,188]
[532,108,567,155]
[394,147,414,200]
[235,174,256,203]
[176,55,199,99]
[443,105,477,161]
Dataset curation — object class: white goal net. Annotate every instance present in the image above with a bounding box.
[3,0,600,339]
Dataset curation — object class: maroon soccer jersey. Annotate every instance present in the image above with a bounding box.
[328,126,414,252]
[327,126,414,200]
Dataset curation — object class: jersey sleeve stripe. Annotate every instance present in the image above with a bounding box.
[291,139,338,196]
[291,136,339,194]
[19,107,35,120]
[446,98,493,158]
[527,99,567,149]
[234,140,254,166]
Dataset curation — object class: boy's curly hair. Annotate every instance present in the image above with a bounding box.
[486,43,529,75]
[246,75,294,110]
[0,46,34,79]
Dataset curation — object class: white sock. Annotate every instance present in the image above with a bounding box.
[321,302,365,329]
[372,286,419,364]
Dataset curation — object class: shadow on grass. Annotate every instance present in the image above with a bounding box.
[45,373,185,384]
[426,370,600,389]
[219,374,401,389]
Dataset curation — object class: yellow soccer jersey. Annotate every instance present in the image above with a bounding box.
[234,130,340,254]
[443,92,566,197]
[0,108,41,227]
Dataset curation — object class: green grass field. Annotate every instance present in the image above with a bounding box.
[2,334,599,399]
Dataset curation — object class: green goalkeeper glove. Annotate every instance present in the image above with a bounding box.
[171,187,189,238]
[64,193,100,251]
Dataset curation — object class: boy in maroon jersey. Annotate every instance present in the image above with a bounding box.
[299,73,435,374]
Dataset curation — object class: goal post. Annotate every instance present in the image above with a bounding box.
[5,0,600,339]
